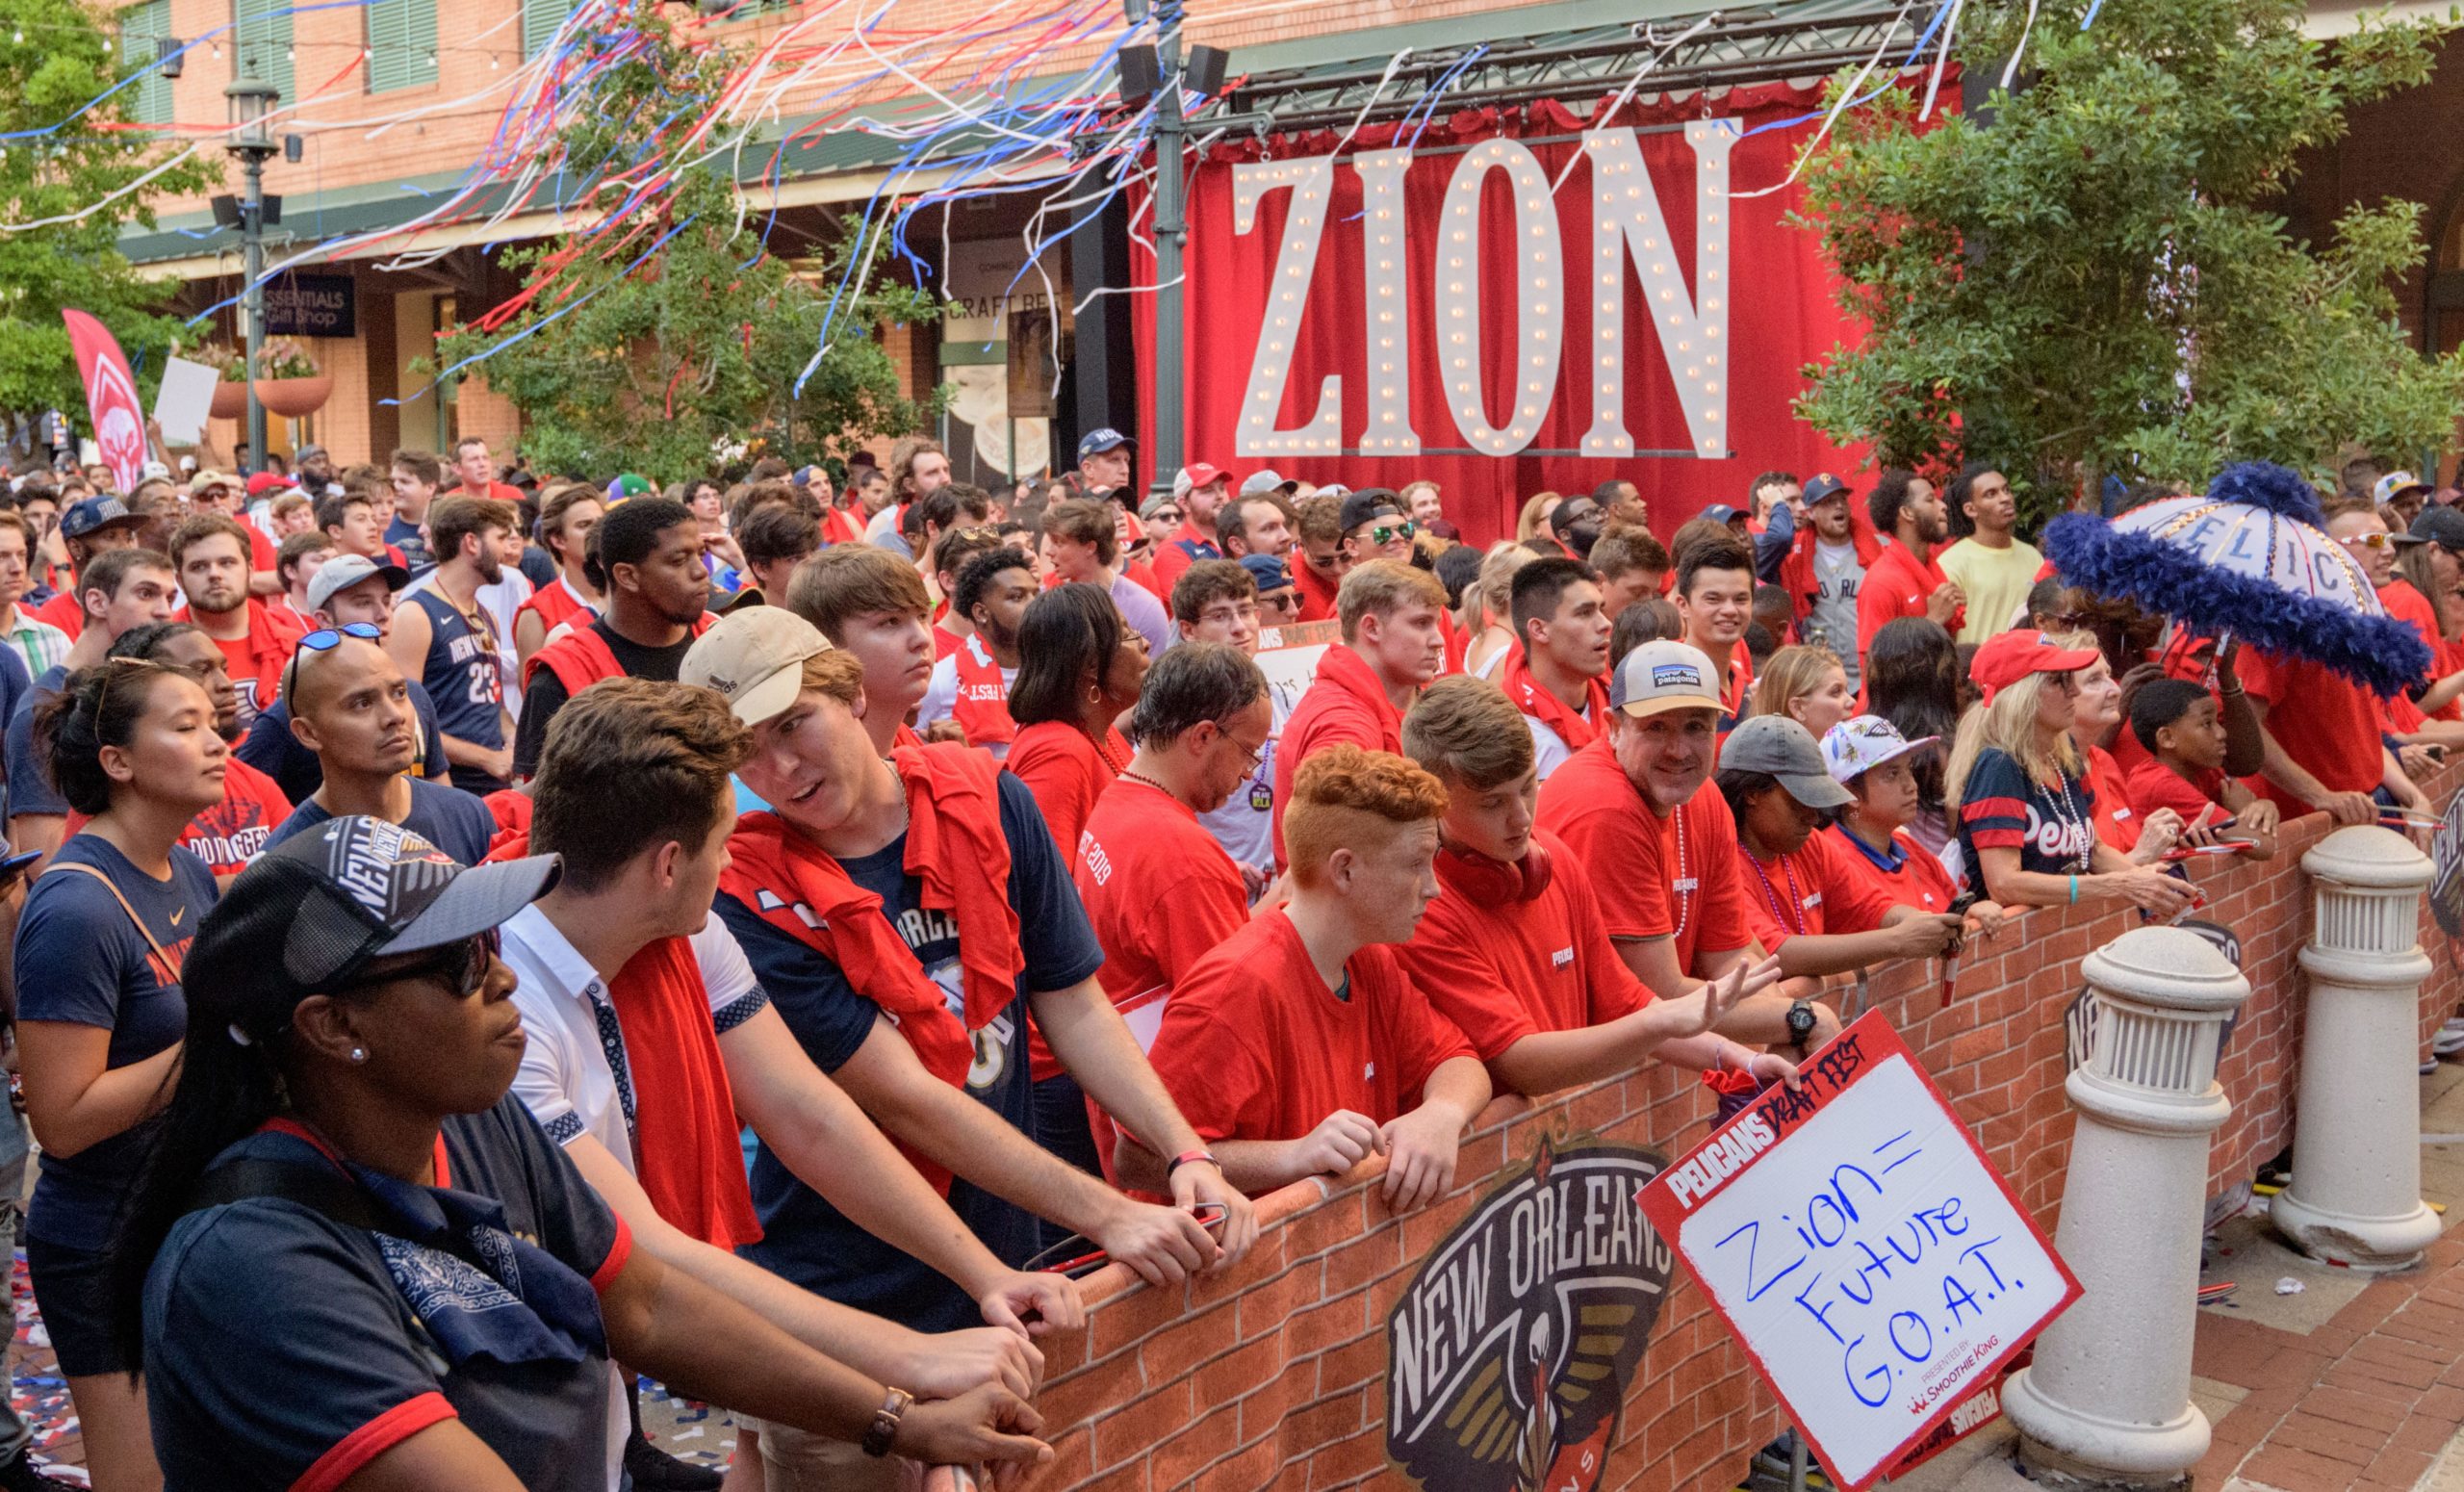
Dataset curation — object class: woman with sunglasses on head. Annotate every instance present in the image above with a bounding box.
[109,822,1050,1492]
[14,658,226,1489]
[1941,630,2197,916]
[264,624,496,864]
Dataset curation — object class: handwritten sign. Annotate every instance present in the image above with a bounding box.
[1636,1013,2078,1492]
[1252,620,1336,721]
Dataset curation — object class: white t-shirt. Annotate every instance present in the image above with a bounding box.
[1526,707,1592,782]
[917,644,1020,760]
[1809,540,1864,685]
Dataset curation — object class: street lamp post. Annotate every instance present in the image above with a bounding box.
[1142,0,1188,509]
[223,75,280,475]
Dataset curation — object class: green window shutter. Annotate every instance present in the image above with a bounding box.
[120,0,172,125]
[233,0,294,101]
[523,0,577,59]
[366,0,436,92]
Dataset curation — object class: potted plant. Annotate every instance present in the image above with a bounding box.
[194,344,251,420]
[252,338,330,418]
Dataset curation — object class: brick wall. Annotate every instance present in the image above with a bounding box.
[1003,780,2464,1492]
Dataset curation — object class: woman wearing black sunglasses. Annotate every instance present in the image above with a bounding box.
[14,658,225,1489]
[112,822,1051,1490]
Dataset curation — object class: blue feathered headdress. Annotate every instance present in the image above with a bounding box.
[2042,461,2430,696]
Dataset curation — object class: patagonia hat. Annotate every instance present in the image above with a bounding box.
[1608,639,1721,719]
[186,817,561,1044]
[1802,474,1853,507]
[1721,715,1856,810]
[1821,714,1940,785]
[1239,469,1299,498]
[307,553,412,614]
[1971,629,2100,705]
[681,605,833,725]
[1078,427,1134,459]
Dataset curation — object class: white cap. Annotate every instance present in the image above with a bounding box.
[1820,714,1940,784]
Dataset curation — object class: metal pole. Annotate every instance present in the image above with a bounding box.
[242,151,267,475]
[1145,0,1186,505]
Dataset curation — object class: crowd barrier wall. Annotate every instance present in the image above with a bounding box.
[997,774,2464,1492]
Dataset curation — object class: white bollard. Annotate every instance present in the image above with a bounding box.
[2005,925,2249,1489]
[2270,825,2442,1271]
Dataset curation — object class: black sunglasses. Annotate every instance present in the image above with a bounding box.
[357,929,502,999]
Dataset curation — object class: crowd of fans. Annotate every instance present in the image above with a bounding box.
[0,431,2450,1491]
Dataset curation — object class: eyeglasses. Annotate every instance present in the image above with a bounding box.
[1370,520,1418,546]
[358,929,501,999]
[2042,611,2084,629]
[297,622,383,654]
[1216,724,1270,773]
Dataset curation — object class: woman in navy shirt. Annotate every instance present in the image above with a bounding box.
[15,658,224,1489]
[111,822,1051,1491]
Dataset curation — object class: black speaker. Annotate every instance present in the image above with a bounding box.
[1183,44,1227,100]
[1118,44,1159,103]
[283,134,303,163]
[157,37,183,78]
[261,194,282,225]
[210,193,242,228]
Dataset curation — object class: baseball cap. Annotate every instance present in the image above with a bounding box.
[1240,553,1295,593]
[307,553,412,614]
[1972,630,2100,705]
[295,445,327,463]
[1608,639,1721,718]
[185,817,561,1044]
[1802,474,1852,506]
[1172,463,1225,502]
[60,496,144,540]
[681,606,833,725]
[1078,428,1134,459]
[1239,469,1299,498]
[1338,489,1405,535]
[1721,715,1855,810]
[607,474,654,503]
[141,460,173,483]
[1139,493,1180,522]
[2375,471,2432,506]
[1700,503,1744,526]
[1820,714,1940,785]
[188,469,240,496]
[246,472,290,499]
[2411,505,2464,552]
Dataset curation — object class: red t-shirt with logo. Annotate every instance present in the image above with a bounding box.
[1822,823,1962,914]
[2235,649,2383,810]
[1399,832,1650,1062]
[1535,740,1751,971]
[1073,778,1248,1035]
[1735,828,1903,951]
[67,756,290,878]
[1143,909,1476,1155]
[2084,744,2141,852]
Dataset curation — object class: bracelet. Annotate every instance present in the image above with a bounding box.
[2067,874,2079,906]
[1167,1148,1221,1177]
[860,1386,912,1458]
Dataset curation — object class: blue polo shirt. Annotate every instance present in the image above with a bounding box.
[144,1095,627,1492]
[711,771,1105,1332]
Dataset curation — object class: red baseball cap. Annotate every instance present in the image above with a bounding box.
[245,472,289,498]
[1971,630,2101,705]
[1172,463,1227,502]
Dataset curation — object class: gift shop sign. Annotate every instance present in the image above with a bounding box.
[1637,1014,2080,1492]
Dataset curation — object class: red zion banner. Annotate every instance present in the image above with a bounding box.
[62,309,152,496]
[1135,78,1880,544]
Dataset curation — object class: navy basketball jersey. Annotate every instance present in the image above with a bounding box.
[408,589,504,751]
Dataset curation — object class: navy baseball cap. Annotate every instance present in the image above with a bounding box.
[1241,553,1295,592]
[1078,428,1135,459]
[1700,503,1744,526]
[61,495,144,540]
[1802,475,1852,506]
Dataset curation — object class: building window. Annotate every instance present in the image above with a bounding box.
[233,0,294,100]
[366,0,437,92]
[120,0,172,125]
[522,0,577,59]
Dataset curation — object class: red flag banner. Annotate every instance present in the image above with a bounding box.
[1135,80,1886,544]
[62,310,150,496]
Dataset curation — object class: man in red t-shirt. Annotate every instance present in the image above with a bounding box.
[1271,559,1448,867]
[1133,745,1491,1211]
[1672,535,1757,724]
[2236,630,2426,830]
[1536,639,1841,1054]
[1857,470,1965,660]
[1149,463,1232,596]
[1399,677,1787,1098]
[170,514,302,730]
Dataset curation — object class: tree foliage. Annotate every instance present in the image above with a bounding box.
[1794,0,2464,520]
[0,0,214,422]
[430,13,940,483]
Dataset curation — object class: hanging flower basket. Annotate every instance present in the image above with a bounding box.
[210,380,249,420]
[253,374,332,418]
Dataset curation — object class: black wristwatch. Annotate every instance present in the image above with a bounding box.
[1785,1000,1818,1052]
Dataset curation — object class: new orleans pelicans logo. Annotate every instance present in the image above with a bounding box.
[1386,1137,1674,1491]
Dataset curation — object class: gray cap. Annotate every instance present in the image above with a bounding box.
[1240,468,1298,498]
[307,553,411,613]
[1720,715,1854,809]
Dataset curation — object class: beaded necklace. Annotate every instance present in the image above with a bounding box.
[1741,843,1809,938]
[1669,804,1695,944]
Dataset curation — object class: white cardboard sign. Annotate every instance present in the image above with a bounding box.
[1637,1013,2080,1491]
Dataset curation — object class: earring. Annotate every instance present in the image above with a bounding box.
[1087,684,1102,705]
[348,1046,368,1064]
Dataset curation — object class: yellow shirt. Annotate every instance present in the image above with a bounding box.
[1937,537,2045,644]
